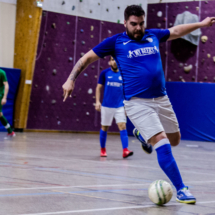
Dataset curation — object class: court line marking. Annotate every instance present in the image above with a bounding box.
[18,200,215,215]
[0,151,215,176]
[1,180,215,192]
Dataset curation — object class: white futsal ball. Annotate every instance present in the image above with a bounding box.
[148,180,173,205]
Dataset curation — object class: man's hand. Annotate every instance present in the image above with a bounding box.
[200,17,215,27]
[95,102,101,112]
[1,98,6,105]
[62,80,75,102]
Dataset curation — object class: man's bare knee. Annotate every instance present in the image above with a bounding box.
[148,131,167,146]
[101,126,109,132]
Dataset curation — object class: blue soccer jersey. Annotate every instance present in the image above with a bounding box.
[93,29,170,100]
[98,68,124,108]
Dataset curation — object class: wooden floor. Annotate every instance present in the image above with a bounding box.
[0,132,215,215]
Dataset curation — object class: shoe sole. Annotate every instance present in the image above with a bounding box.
[123,151,133,159]
[133,128,152,154]
[100,155,107,157]
[176,198,196,204]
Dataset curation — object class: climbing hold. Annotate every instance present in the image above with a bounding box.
[82,41,85,45]
[185,6,189,9]
[52,100,56,104]
[57,121,61,125]
[80,52,85,57]
[48,57,51,61]
[179,63,183,67]
[157,23,161,28]
[46,116,48,118]
[88,88,93,94]
[91,65,95,69]
[201,59,205,63]
[79,0,82,2]
[106,8,109,12]
[196,7,199,11]
[157,11,162,17]
[173,70,177,73]
[46,85,49,91]
[45,31,48,35]
[100,66,103,70]
[84,73,88,77]
[79,18,81,21]
[52,69,57,75]
[98,3,100,5]
[204,76,208,80]
[64,48,67,52]
[117,20,120,23]
[73,40,76,44]
[80,29,84,33]
[67,22,70,25]
[168,78,171,82]
[91,35,94,38]
[163,17,167,22]
[108,30,111,34]
[72,5,75,10]
[171,60,174,63]
[62,1,65,5]
[117,6,120,9]
[192,76,195,80]
[43,43,46,47]
[201,36,208,43]
[184,65,193,73]
[169,23,173,26]
[95,75,97,78]
[86,112,89,115]
[29,15,32,18]
[101,21,104,24]
[207,54,211,58]
[41,100,44,103]
[52,23,56,29]
[213,56,215,62]
[76,119,79,122]
[74,103,76,106]
[205,1,208,3]
[91,26,94,31]
[90,10,92,13]
[69,57,73,62]
[35,84,38,88]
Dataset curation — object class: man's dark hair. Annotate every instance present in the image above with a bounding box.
[124,5,145,21]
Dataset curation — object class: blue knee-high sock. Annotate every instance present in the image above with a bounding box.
[100,129,107,148]
[120,130,129,149]
[155,139,185,191]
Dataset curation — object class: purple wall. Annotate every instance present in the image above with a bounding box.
[27,11,124,131]
[147,1,215,82]
[28,1,215,131]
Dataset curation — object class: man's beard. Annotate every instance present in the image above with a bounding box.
[111,65,118,72]
[126,27,144,41]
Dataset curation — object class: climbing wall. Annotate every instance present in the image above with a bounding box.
[27,11,124,132]
[147,1,215,82]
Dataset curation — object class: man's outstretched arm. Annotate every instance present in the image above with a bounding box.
[168,17,215,41]
[62,50,99,102]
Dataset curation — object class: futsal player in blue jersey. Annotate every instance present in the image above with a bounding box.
[95,56,133,158]
[63,5,215,204]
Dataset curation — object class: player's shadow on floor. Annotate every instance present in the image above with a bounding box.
[170,38,197,63]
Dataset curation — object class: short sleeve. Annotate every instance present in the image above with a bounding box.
[149,29,170,43]
[98,70,106,85]
[93,34,120,58]
[0,70,7,82]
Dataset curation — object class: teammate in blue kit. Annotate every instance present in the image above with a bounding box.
[63,5,215,204]
[95,56,133,158]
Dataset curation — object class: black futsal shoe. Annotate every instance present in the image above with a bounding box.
[133,128,153,154]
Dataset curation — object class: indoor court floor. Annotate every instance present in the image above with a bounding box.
[0,132,215,215]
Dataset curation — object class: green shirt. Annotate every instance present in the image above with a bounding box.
[0,69,7,97]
